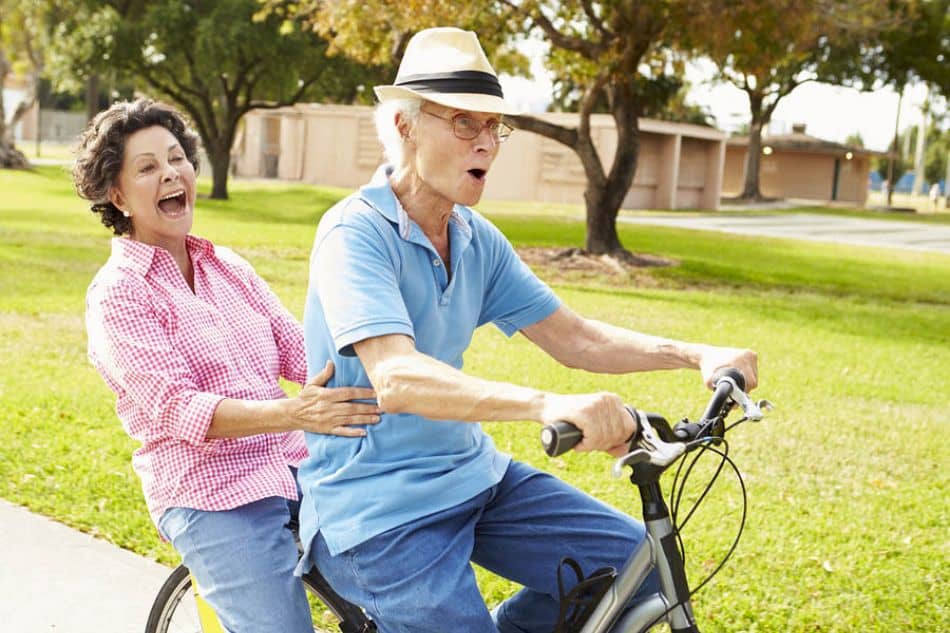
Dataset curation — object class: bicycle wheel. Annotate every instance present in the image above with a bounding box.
[144,565,199,633]
[145,564,373,633]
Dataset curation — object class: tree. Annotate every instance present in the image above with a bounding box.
[859,0,949,99]
[875,137,910,180]
[850,0,948,203]
[501,1,717,254]
[844,132,865,148]
[873,120,949,186]
[0,0,46,168]
[650,83,717,128]
[284,1,711,256]
[47,0,382,199]
[0,45,31,168]
[549,74,716,127]
[700,0,896,201]
[923,123,949,185]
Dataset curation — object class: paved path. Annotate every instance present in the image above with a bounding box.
[0,499,171,633]
[618,212,950,255]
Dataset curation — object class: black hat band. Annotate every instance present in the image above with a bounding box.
[394,71,504,98]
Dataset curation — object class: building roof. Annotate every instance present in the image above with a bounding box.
[541,112,726,141]
[728,128,880,157]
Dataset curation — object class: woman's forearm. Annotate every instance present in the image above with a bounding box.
[205,397,294,438]
[205,363,380,439]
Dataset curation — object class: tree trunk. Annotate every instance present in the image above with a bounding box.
[0,49,9,144]
[85,74,101,122]
[741,119,765,200]
[584,185,623,253]
[584,92,639,254]
[739,88,769,201]
[0,50,29,168]
[207,141,231,200]
[0,141,30,168]
[508,88,641,256]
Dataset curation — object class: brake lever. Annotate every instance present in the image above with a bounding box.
[720,377,773,422]
[612,409,686,478]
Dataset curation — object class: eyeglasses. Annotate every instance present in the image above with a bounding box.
[421,109,513,143]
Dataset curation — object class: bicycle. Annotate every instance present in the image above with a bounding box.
[540,368,771,632]
[146,368,767,633]
[145,533,375,633]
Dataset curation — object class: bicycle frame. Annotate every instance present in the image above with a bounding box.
[579,477,698,633]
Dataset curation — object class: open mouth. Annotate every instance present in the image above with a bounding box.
[157,190,187,215]
[467,168,487,182]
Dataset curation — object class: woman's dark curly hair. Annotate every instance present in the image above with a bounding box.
[73,99,201,236]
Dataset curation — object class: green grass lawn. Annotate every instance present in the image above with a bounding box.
[1,166,947,631]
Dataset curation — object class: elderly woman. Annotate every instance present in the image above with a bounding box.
[297,28,758,633]
[76,98,380,633]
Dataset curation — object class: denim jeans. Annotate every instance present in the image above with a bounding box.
[158,493,313,633]
[308,459,659,633]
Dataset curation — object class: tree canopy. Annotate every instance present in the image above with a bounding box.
[860,0,949,98]
[46,0,382,198]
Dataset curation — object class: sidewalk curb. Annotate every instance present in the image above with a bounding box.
[0,499,172,632]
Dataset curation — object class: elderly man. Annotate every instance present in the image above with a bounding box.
[297,27,757,633]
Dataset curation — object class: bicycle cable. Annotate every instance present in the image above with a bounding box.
[670,414,751,560]
[670,437,729,564]
[640,417,750,631]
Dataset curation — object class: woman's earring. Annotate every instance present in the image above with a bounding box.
[122,210,131,218]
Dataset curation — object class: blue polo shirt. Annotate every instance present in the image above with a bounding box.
[297,165,561,556]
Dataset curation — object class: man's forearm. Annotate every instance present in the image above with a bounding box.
[555,318,706,374]
[370,349,547,423]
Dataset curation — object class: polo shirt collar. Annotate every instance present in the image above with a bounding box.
[359,164,474,242]
[109,234,215,276]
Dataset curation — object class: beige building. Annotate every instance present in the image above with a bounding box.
[232,104,727,211]
[723,125,874,206]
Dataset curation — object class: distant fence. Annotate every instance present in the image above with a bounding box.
[15,109,87,143]
[868,171,945,195]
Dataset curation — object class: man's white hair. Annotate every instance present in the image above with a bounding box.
[374,98,422,169]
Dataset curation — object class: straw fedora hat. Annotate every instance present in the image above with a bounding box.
[374,27,519,115]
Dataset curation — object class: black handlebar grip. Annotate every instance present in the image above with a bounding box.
[699,367,744,423]
[541,421,583,457]
[711,367,745,392]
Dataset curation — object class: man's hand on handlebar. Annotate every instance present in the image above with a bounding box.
[539,392,637,456]
[698,346,758,391]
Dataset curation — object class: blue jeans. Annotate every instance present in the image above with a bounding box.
[307,460,658,633]
[159,493,312,633]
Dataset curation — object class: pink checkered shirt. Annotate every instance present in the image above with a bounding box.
[86,236,308,528]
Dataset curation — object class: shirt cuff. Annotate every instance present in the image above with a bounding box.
[170,392,227,445]
[495,294,562,337]
[333,320,415,357]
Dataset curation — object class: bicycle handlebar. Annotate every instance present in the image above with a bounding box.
[541,368,762,459]
[540,421,584,457]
